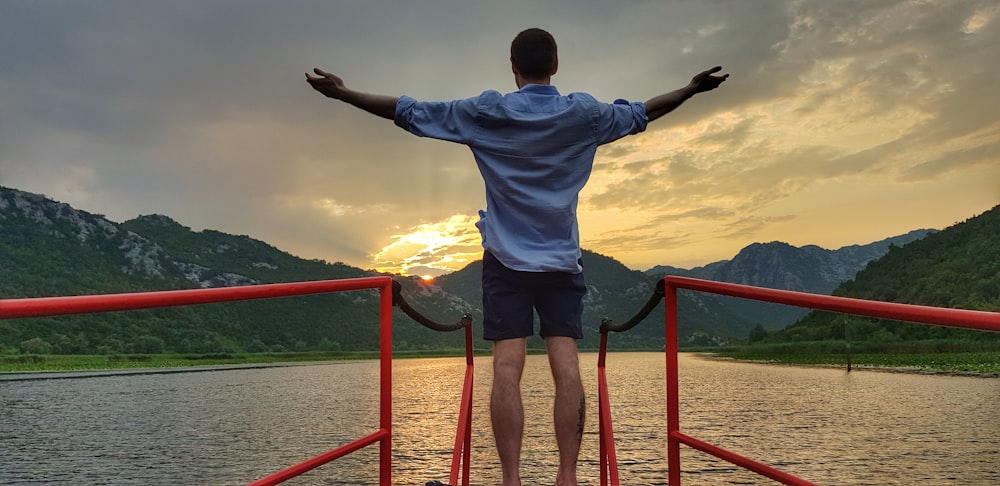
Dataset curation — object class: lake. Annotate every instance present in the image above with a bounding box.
[2,353,997,485]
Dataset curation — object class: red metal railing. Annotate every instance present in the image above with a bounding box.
[448,324,475,486]
[8,275,999,484]
[599,275,1000,486]
[0,277,397,485]
[597,333,621,485]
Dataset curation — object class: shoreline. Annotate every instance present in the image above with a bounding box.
[4,350,997,381]
[696,352,1000,379]
[0,360,355,382]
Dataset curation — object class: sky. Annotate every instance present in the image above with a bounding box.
[2,1,998,277]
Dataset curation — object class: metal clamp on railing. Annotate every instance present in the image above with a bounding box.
[391,279,471,332]
[599,279,666,334]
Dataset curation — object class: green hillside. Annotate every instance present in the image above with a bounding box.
[6,185,991,360]
[0,188,469,355]
[0,186,741,355]
[761,205,1000,344]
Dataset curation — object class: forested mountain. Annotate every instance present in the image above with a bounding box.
[0,187,469,354]
[645,231,934,330]
[0,186,670,353]
[1,186,957,354]
[765,205,1000,343]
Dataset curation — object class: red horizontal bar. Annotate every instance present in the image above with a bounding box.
[248,429,390,486]
[0,277,391,319]
[671,431,818,486]
[665,276,1000,332]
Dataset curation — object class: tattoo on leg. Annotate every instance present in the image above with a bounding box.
[576,398,586,443]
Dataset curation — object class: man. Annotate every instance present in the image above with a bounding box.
[306,28,727,486]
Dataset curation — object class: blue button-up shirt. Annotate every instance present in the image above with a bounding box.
[394,84,648,273]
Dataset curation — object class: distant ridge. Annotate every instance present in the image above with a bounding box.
[646,230,935,294]
[2,185,959,353]
[643,230,935,331]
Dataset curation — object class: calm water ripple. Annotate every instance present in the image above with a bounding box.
[1,353,997,485]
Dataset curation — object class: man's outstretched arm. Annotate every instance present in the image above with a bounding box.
[644,66,728,122]
[305,68,398,120]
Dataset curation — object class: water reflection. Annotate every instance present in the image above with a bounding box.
[1,353,997,485]
[676,356,1000,485]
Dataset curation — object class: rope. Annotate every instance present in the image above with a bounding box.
[599,279,666,334]
[392,277,665,335]
[392,279,471,332]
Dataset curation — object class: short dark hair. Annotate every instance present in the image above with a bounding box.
[510,28,557,78]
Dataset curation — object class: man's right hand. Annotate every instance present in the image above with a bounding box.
[305,68,349,100]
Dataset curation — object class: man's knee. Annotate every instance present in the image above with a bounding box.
[492,338,527,376]
[544,336,582,387]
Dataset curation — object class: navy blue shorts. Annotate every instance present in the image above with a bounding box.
[481,251,586,341]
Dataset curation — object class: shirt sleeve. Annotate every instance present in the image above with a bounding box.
[394,95,480,144]
[594,99,649,145]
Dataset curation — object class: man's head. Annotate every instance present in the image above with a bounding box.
[510,28,558,84]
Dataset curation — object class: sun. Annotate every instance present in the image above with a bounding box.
[420,275,435,282]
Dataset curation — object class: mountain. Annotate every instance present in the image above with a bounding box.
[644,231,935,330]
[660,231,935,294]
[0,186,948,354]
[0,187,469,355]
[431,230,933,348]
[769,205,1000,343]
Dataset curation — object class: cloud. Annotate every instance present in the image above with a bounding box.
[899,137,1000,182]
[371,214,482,275]
[2,0,996,274]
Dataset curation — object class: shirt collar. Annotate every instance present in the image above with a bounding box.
[518,84,560,95]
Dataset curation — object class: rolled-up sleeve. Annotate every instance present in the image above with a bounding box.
[595,99,648,145]
[394,95,479,144]
[393,95,419,131]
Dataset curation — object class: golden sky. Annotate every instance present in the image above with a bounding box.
[2,1,998,276]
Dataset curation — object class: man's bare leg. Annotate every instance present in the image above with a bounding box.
[545,336,584,486]
[491,338,527,486]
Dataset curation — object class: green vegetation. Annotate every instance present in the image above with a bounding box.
[0,349,482,373]
[3,187,997,377]
[715,206,1000,376]
[0,188,474,355]
[730,206,1000,374]
[1,188,666,357]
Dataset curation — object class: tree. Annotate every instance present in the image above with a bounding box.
[19,337,54,354]
[748,325,768,344]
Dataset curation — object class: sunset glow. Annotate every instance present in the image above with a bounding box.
[371,214,482,276]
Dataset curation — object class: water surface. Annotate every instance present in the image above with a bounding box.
[2,353,997,485]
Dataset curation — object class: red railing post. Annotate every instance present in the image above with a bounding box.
[378,278,393,486]
[597,332,620,486]
[449,324,474,486]
[462,325,473,486]
[663,278,681,485]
